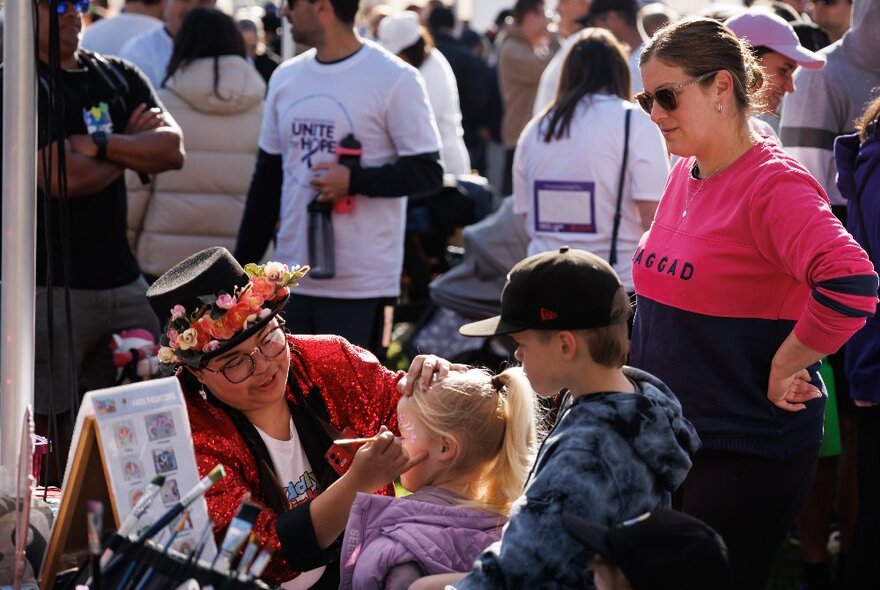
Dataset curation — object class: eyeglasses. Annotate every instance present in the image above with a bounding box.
[202,319,288,384]
[46,0,91,14]
[634,70,719,114]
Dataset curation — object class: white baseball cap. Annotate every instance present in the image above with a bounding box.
[725,10,826,70]
[378,11,422,55]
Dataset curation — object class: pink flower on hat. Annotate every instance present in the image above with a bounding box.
[170,305,186,320]
[215,293,237,310]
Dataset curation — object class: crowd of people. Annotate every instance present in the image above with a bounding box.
[2,0,880,589]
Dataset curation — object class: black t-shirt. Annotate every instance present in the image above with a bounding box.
[0,50,163,288]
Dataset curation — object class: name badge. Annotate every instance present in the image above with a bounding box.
[534,180,596,233]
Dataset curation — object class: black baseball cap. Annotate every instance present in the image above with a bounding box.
[459,247,624,337]
[562,510,733,590]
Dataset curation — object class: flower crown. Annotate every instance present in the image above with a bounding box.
[157,262,308,375]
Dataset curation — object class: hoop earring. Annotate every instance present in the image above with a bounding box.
[198,385,208,400]
[716,103,723,113]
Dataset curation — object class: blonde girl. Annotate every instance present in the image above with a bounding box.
[340,368,540,590]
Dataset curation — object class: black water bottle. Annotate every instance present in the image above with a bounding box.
[307,195,335,279]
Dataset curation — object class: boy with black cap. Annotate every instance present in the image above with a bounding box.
[561,509,732,590]
[451,247,700,589]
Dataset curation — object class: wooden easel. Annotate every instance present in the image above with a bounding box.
[39,415,118,590]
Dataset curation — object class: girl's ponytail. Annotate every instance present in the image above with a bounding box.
[481,368,539,514]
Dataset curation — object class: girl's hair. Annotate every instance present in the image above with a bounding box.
[639,17,765,115]
[856,94,880,143]
[408,367,540,514]
[163,7,247,94]
[541,28,631,143]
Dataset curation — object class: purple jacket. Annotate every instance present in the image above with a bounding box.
[836,128,880,403]
[340,488,506,590]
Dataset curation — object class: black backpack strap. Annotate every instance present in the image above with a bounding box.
[609,105,632,267]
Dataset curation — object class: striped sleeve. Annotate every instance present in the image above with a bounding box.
[749,172,878,354]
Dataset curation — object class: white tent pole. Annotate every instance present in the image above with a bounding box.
[1,0,38,470]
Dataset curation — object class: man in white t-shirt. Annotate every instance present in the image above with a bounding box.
[582,0,644,93]
[118,0,216,88]
[234,0,442,358]
[81,0,163,56]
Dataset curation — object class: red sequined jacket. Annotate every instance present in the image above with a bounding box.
[183,334,402,586]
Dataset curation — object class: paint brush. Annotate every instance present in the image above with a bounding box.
[174,518,215,585]
[101,474,166,568]
[211,501,261,575]
[243,548,274,582]
[104,465,225,578]
[332,436,378,445]
[86,501,103,590]
[130,510,191,590]
[134,465,225,544]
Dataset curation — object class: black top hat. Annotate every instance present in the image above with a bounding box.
[147,247,304,370]
[459,247,625,337]
[562,510,733,590]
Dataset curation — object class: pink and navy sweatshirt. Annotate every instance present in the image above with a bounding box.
[631,139,877,460]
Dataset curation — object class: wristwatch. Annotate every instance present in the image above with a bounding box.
[91,130,108,160]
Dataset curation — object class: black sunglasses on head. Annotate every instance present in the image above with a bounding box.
[634,70,719,114]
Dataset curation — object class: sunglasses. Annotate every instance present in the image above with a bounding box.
[634,70,719,114]
[45,0,91,14]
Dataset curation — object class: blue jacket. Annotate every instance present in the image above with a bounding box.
[456,367,701,589]
[836,127,880,403]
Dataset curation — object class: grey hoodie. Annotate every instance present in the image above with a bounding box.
[779,0,880,205]
[456,367,700,589]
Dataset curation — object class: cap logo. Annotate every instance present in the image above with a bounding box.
[539,308,558,321]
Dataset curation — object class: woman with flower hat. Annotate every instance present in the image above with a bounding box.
[147,247,451,589]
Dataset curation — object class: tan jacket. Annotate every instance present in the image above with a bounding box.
[497,25,556,149]
[128,55,265,277]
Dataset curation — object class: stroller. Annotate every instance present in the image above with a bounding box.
[403,198,529,370]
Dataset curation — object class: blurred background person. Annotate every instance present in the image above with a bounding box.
[81,0,163,55]
[236,8,282,85]
[582,0,645,92]
[834,93,880,590]
[497,0,557,195]
[810,0,852,43]
[379,10,471,175]
[637,2,679,40]
[725,11,825,136]
[428,6,491,174]
[514,28,668,295]
[129,7,264,280]
[119,0,217,89]
[532,0,590,115]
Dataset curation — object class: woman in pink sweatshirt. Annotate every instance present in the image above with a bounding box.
[630,17,877,590]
